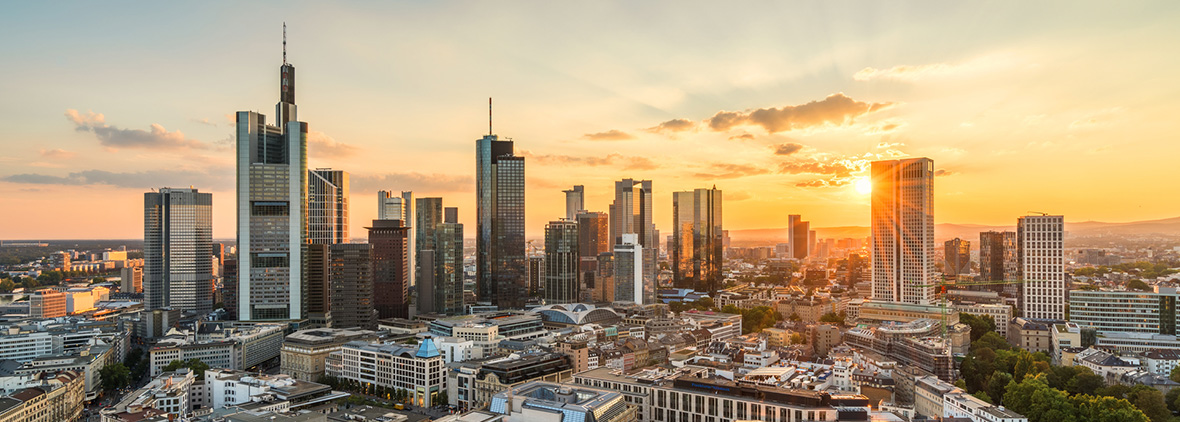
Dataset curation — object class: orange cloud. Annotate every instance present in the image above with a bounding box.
[65,109,205,150]
[706,94,893,133]
[308,131,359,158]
[583,129,634,141]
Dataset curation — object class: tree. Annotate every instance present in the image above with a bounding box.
[973,390,993,404]
[434,390,448,406]
[1169,364,1180,384]
[1072,394,1149,422]
[1066,370,1104,397]
[1002,376,1077,422]
[789,333,806,345]
[788,313,801,322]
[971,331,1011,353]
[1127,279,1151,292]
[819,312,845,325]
[163,358,211,380]
[960,313,998,342]
[100,363,130,392]
[1167,387,1180,413]
[1126,386,1171,422]
[1080,328,1097,348]
[91,276,107,284]
[697,297,716,311]
[0,279,14,293]
[986,372,1013,404]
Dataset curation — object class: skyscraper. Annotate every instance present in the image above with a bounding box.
[236,32,308,321]
[329,243,375,329]
[308,169,349,245]
[613,234,644,305]
[144,187,213,314]
[788,215,809,260]
[980,231,1019,282]
[476,128,526,309]
[610,179,656,299]
[378,190,414,287]
[577,211,609,301]
[1018,215,1065,320]
[369,219,410,319]
[563,186,584,220]
[433,208,465,315]
[943,238,971,277]
[870,158,936,305]
[544,220,579,304]
[416,197,443,314]
[304,244,331,327]
[671,187,723,293]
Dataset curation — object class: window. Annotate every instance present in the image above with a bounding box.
[252,201,289,216]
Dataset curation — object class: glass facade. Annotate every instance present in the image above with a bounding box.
[144,188,214,314]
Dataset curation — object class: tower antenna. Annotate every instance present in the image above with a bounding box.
[489,97,493,136]
[283,22,287,64]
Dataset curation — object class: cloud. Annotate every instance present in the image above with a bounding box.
[693,163,770,180]
[647,118,696,133]
[308,131,359,158]
[583,129,634,141]
[65,109,206,150]
[193,118,217,127]
[778,160,865,178]
[725,191,752,201]
[706,93,893,133]
[865,120,903,135]
[39,148,76,159]
[935,169,957,177]
[350,172,474,194]
[520,151,658,171]
[876,141,905,149]
[853,63,955,82]
[2,168,232,190]
[729,133,755,141]
[774,143,803,155]
[795,178,852,188]
[1069,107,1124,131]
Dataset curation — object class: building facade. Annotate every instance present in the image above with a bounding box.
[1018,214,1065,320]
[943,238,971,277]
[144,187,214,314]
[871,158,936,305]
[329,243,375,329]
[307,169,349,245]
[671,187,723,294]
[544,220,579,304]
[476,134,526,309]
[369,219,410,319]
[614,234,645,305]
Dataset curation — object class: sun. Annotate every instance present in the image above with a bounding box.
[854,177,872,195]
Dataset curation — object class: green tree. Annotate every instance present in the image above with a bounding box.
[434,390,448,406]
[1127,279,1151,291]
[100,363,130,391]
[91,276,107,284]
[0,279,15,293]
[971,331,1011,353]
[973,390,993,404]
[960,313,998,342]
[986,371,1013,404]
[163,358,211,380]
[1002,376,1077,422]
[1167,387,1180,413]
[1169,364,1180,384]
[1065,370,1104,396]
[1126,386,1171,422]
[1072,394,1149,422]
[788,312,801,322]
[818,312,845,325]
[789,333,806,345]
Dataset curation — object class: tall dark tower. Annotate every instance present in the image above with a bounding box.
[476,99,527,309]
[278,23,296,126]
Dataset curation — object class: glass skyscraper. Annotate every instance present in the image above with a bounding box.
[544,220,579,304]
[476,134,526,309]
[870,157,935,305]
[144,187,213,314]
[671,187,723,294]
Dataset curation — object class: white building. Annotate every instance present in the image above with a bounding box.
[436,336,478,363]
[870,158,936,305]
[330,338,447,407]
[955,303,1013,337]
[1018,214,1065,320]
[149,340,238,377]
[614,234,645,305]
[199,368,345,411]
[1143,349,1180,376]
[100,369,196,421]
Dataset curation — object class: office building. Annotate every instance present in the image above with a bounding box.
[1018,214,1065,320]
[329,243,375,329]
[544,220,579,304]
[200,368,343,410]
[447,353,574,411]
[100,370,194,422]
[120,266,142,294]
[671,187,723,293]
[979,231,1019,285]
[614,234,644,305]
[564,185,585,220]
[308,169,349,245]
[235,40,308,321]
[369,219,410,319]
[143,187,213,314]
[610,179,657,300]
[944,238,971,277]
[330,339,447,407]
[480,380,637,422]
[0,370,84,422]
[28,290,66,319]
[476,132,526,309]
[304,243,331,328]
[577,211,610,301]
[430,208,466,316]
[280,327,381,381]
[527,256,544,297]
[1069,286,1179,335]
[788,215,809,260]
[870,158,936,305]
[416,197,443,314]
[379,190,414,288]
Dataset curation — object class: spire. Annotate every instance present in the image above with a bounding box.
[283,22,287,64]
[489,97,493,136]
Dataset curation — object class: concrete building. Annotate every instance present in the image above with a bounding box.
[120,266,143,294]
[0,371,84,422]
[979,231,1018,287]
[1069,286,1178,334]
[614,234,645,305]
[955,303,1013,337]
[100,369,195,421]
[14,344,113,397]
[369,219,410,319]
[280,328,380,381]
[943,238,971,277]
[378,190,414,290]
[577,211,610,302]
[1018,214,1065,320]
[483,380,637,422]
[329,243,376,329]
[28,290,66,319]
[447,353,573,411]
[199,368,344,411]
[788,214,809,260]
[1007,318,1052,353]
[331,339,447,407]
[563,185,584,220]
[415,197,442,314]
[610,179,658,303]
[144,187,214,314]
[544,220,579,304]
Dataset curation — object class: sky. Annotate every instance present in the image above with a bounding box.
[1,1,1178,240]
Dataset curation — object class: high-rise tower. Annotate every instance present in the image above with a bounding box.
[144,188,213,314]
[1018,214,1065,320]
[563,186,584,221]
[309,169,349,245]
[870,157,935,305]
[236,26,309,321]
[544,220,579,304]
[476,101,526,309]
[671,187,723,293]
[378,190,414,288]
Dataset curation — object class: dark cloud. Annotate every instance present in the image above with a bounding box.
[774,143,803,155]
[729,134,755,141]
[647,118,696,133]
[66,109,206,150]
[39,148,76,159]
[2,168,232,190]
[694,163,770,180]
[308,131,360,158]
[583,130,634,141]
[350,172,474,194]
[706,93,893,133]
[935,169,956,177]
[520,151,659,171]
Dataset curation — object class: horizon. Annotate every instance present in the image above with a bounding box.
[3,2,1179,240]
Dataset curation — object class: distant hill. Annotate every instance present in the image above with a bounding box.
[728,217,1180,246]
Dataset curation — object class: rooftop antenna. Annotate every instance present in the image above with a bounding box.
[283,22,287,64]
[489,97,493,136]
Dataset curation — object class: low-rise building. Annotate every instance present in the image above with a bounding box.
[14,343,113,397]
[280,328,380,381]
[1007,318,1052,353]
[100,369,196,422]
[481,380,637,422]
[448,352,573,411]
[150,340,238,377]
[955,303,1013,338]
[329,339,446,407]
[1143,349,1180,376]
[0,370,84,422]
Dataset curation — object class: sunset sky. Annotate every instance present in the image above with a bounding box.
[2,2,1178,240]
